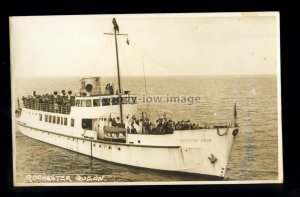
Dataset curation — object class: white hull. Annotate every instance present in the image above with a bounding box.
[16,118,237,179]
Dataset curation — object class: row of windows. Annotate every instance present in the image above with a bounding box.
[75,97,137,107]
[39,114,74,127]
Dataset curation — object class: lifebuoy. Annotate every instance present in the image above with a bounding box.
[232,129,239,137]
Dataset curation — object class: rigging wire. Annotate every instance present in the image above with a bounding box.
[119,37,131,92]
[113,41,116,79]
[142,56,148,97]
[103,36,115,77]
[90,36,109,76]
[127,39,169,77]
[119,39,130,77]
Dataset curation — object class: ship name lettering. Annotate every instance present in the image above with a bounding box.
[180,138,212,143]
[200,138,212,142]
[25,174,72,182]
[75,175,113,182]
[180,139,198,143]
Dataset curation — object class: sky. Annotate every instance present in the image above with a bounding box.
[9,13,280,77]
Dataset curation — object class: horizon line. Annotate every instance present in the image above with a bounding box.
[14,73,277,78]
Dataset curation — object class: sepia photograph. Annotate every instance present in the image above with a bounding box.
[10,12,282,186]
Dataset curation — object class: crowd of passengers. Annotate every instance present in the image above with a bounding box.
[106,115,205,135]
[21,90,75,113]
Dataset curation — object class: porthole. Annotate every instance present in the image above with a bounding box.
[93,144,95,147]
[138,140,140,143]
[118,147,121,151]
[109,146,111,149]
[99,145,101,148]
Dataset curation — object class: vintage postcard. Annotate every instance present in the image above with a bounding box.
[10,12,282,186]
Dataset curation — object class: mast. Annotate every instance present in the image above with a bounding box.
[113,19,122,97]
[113,18,123,126]
[104,18,128,127]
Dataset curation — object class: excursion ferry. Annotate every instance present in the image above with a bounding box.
[15,18,239,180]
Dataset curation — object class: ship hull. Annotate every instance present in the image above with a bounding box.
[16,120,237,179]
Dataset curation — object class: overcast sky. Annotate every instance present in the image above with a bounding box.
[10,13,279,77]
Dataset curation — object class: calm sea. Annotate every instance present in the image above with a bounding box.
[13,76,279,183]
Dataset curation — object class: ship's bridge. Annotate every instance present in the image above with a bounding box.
[74,94,137,107]
[75,77,137,107]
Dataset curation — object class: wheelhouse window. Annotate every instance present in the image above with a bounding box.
[102,97,110,106]
[61,117,63,125]
[81,100,86,107]
[86,100,92,107]
[39,114,42,121]
[93,99,100,106]
[57,116,60,124]
[112,97,121,105]
[64,117,67,126]
[45,115,48,122]
[75,100,80,107]
[71,118,75,127]
[49,115,52,123]
[53,116,56,124]
[122,97,128,104]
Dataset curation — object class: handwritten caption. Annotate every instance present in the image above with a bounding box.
[22,174,116,183]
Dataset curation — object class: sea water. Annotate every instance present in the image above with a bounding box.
[13,75,279,182]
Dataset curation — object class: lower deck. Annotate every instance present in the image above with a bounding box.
[16,121,236,178]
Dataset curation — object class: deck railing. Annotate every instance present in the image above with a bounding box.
[23,101,72,115]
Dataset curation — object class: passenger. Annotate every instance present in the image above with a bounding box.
[54,102,59,113]
[144,122,150,134]
[142,118,150,134]
[127,126,131,134]
[148,123,153,134]
[108,118,112,126]
[68,91,72,98]
[32,91,37,98]
[71,96,75,106]
[112,118,117,127]
[116,117,121,127]
[192,123,196,129]
[54,91,58,98]
[204,123,208,129]
[22,96,26,106]
[105,83,114,95]
[131,125,137,134]
[109,82,114,95]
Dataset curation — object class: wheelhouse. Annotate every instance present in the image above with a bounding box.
[74,95,137,108]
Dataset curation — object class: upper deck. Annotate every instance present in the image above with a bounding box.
[22,94,137,115]
[20,77,137,115]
